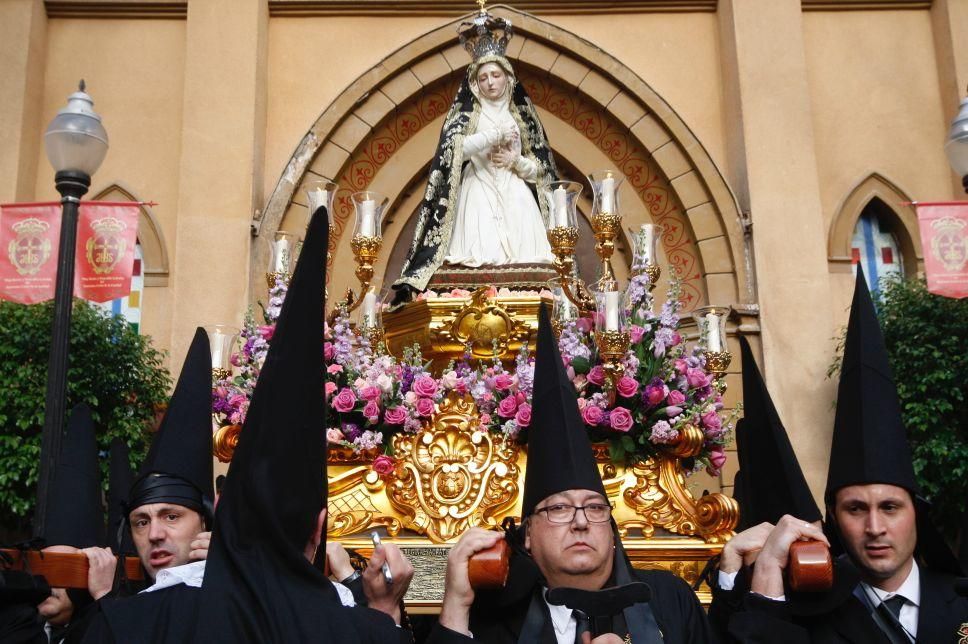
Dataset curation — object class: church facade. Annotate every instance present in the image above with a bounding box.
[2,0,964,502]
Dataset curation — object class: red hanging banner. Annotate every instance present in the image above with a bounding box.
[0,204,62,304]
[915,202,968,300]
[74,202,140,303]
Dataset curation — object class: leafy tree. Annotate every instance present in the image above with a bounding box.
[0,300,170,534]
[875,275,968,539]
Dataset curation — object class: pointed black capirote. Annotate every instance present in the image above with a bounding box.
[824,267,918,502]
[521,303,607,517]
[197,206,396,643]
[127,327,214,519]
[44,403,103,548]
[734,336,821,530]
[106,438,135,554]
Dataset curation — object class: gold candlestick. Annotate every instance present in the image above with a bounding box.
[546,226,595,312]
[591,213,622,292]
[595,329,630,406]
[344,234,382,314]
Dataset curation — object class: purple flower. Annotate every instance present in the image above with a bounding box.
[685,368,710,389]
[667,389,686,406]
[665,405,683,417]
[641,377,669,407]
[649,420,678,444]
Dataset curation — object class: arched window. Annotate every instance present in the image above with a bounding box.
[850,200,905,296]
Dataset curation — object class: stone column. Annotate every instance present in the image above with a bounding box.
[168,0,268,366]
[718,0,836,501]
[933,0,968,197]
[0,0,46,202]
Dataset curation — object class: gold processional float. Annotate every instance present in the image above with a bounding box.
[209,175,740,612]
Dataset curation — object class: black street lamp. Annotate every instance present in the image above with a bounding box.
[945,91,968,194]
[34,81,108,540]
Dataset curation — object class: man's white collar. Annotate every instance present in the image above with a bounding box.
[864,560,921,607]
[140,560,206,594]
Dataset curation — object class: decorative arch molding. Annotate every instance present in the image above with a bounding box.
[92,182,170,286]
[827,172,923,277]
[254,5,748,313]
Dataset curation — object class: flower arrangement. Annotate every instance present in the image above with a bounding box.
[212,273,735,477]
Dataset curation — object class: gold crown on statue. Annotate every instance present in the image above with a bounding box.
[459,2,513,61]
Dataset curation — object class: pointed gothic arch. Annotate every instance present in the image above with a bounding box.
[91,182,170,287]
[254,5,747,314]
[827,173,923,278]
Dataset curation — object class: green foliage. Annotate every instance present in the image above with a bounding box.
[0,300,170,532]
[874,275,968,538]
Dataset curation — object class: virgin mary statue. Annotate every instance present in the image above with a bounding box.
[390,9,558,306]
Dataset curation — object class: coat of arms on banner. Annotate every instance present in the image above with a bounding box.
[85,216,128,275]
[7,218,52,276]
[930,216,967,272]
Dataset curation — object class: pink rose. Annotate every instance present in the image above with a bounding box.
[701,410,722,431]
[324,381,338,398]
[327,363,343,375]
[514,403,532,428]
[479,413,492,426]
[587,365,605,386]
[666,389,686,406]
[372,455,395,476]
[669,331,682,347]
[326,428,344,443]
[332,388,357,413]
[609,407,634,433]
[324,342,334,361]
[360,385,382,402]
[383,406,407,425]
[259,325,275,341]
[415,397,436,417]
[629,325,646,344]
[362,401,380,421]
[674,358,689,374]
[440,370,459,389]
[497,395,519,419]
[707,446,727,476]
[412,376,439,398]
[616,376,639,399]
[493,373,514,390]
[686,367,710,389]
[581,404,604,426]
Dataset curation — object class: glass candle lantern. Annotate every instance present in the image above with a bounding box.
[269,231,300,276]
[692,306,731,353]
[541,180,583,229]
[587,170,624,217]
[205,325,239,376]
[594,288,628,334]
[350,191,389,239]
[630,223,660,270]
[305,181,338,230]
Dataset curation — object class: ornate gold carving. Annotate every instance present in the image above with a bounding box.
[385,392,520,541]
[704,350,732,376]
[213,424,241,463]
[667,424,704,458]
[441,288,532,359]
[385,294,548,371]
[327,466,402,538]
[619,454,735,543]
[596,329,631,404]
[265,271,288,289]
[345,234,383,314]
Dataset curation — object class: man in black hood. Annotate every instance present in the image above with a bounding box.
[727,269,968,643]
[428,305,711,643]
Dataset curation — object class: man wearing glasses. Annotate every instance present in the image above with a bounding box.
[427,307,711,643]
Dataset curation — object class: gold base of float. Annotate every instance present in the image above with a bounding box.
[214,291,738,609]
[383,289,549,371]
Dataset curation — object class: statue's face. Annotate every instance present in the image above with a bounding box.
[476,63,508,100]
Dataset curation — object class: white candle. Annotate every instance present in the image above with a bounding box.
[640,224,657,264]
[553,185,569,228]
[604,291,620,331]
[362,291,378,327]
[600,175,615,214]
[705,313,723,352]
[358,199,376,237]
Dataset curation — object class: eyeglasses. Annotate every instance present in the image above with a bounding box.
[533,503,613,524]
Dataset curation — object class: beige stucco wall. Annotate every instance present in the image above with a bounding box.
[803,9,953,317]
[34,18,187,358]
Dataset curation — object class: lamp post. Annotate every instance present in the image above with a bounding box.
[945,90,968,194]
[34,81,108,539]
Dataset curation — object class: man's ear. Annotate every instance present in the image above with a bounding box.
[523,518,531,552]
